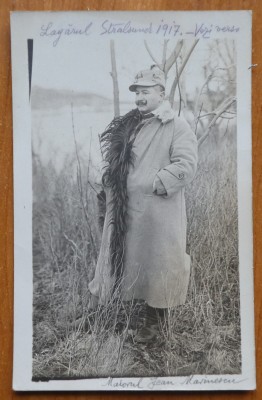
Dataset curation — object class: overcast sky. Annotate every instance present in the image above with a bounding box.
[32,35,212,102]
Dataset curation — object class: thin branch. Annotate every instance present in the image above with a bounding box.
[144,40,162,69]
[197,104,236,121]
[164,39,183,75]
[85,127,93,207]
[87,180,100,196]
[63,233,79,253]
[194,74,213,119]
[219,115,235,120]
[197,111,217,119]
[222,119,230,139]
[175,61,182,117]
[221,110,237,115]
[71,103,84,201]
[169,39,199,107]
[194,66,230,117]
[198,97,236,146]
[162,39,169,72]
[215,39,228,68]
[85,126,93,207]
[195,103,203,136]
[212,64,236,71]
[194,64,235,130]
[215,39,235,82]
[110,40,120,117]
[71,103,97,260]
[98,133,104,161]
[86,127,93,180]
[194,63,236,125]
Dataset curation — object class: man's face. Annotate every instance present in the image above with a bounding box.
[135,85,164,114]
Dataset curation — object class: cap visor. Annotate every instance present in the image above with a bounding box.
[129,82,163,92]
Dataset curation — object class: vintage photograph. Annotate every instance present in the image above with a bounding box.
[31,36,240,379]
[11,11,254,391]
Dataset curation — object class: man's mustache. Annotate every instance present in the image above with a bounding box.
[136,100,147,106]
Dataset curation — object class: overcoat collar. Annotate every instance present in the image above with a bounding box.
[151,100,175,124]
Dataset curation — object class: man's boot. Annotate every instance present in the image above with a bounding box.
[134,305,159,344]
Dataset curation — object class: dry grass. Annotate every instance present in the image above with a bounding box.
[32,123,241,380]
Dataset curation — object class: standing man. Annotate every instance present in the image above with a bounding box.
[89,66,198,342]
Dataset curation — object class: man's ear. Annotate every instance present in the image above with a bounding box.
[159,90,165,101]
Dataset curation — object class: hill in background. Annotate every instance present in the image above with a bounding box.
[31,86,132,112]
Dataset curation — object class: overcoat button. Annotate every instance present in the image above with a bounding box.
[178,173,184,179]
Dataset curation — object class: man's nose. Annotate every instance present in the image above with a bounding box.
[136,92,144,100]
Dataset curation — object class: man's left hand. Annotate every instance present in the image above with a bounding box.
[153,175,167,195]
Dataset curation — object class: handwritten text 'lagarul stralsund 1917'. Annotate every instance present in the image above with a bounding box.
[40,20,240,46]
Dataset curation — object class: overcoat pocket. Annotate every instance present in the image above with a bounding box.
[144,168,159,196]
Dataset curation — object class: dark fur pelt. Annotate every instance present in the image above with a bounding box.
[100,108,142,282]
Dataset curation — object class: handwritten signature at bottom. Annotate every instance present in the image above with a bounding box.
[102,375,247,390]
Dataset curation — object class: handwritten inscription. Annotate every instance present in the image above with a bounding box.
[40,22,93,46]
[103,377,177,389]
[103,377,144,389]
[39,19,240,46]
[185,23,240,39]
[102,375,246,390]
[147,377,177,389]
[181,375,246,385]
[101,20,153,35]
[100,20,240,39]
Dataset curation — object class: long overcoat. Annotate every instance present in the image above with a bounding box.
[89,102,198,308]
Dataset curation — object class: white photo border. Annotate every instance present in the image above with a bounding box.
[11,10,255,391]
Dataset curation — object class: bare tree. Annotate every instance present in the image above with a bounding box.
[144,39,199,107]
[145,39,237,147]
[193,40,237,146]
[110,40,120,117]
